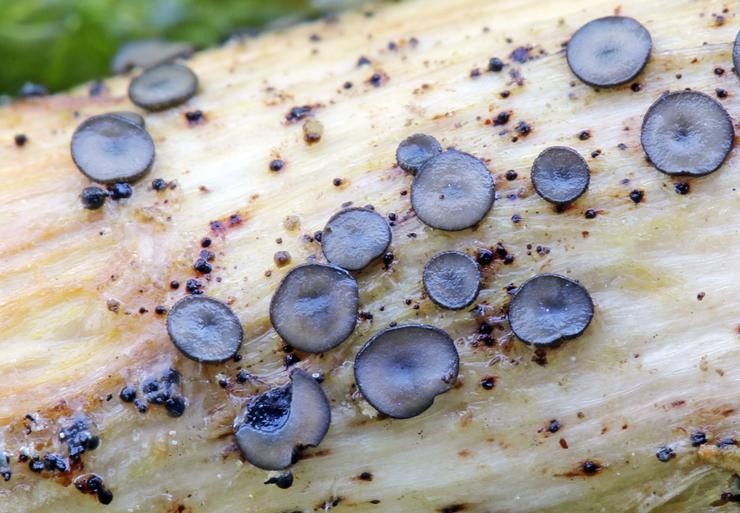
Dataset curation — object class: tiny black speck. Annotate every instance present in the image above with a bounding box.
[630,83,642,92]
[165,396,187,417]
[578,130,591,141]
[97,488,114,505]
[690,431,707,447]
[186,278,203,294]
[488,57,504,72]
[193,258,213,274]
[584,209,597,219]
[480,377,495,390]
[493,111,510,126]
[29,457,45,473]
[81,187,108,210]
[119,386,136,402]
[629,190,644,204]
[14,134,27,147]
[265,472,294,489]
[152,178,167,191]
[269,159,284,172]
[477,249,494,265]
[284,353,300,367]
[383,252,394,270]
[515,121,531,135]
[548,419,561,433]
[107,183,133,200]
[185,110,203,123]
[715,88,728,99]
[674,182,690,195]
[656,446,675,462]
[582,461,600,474]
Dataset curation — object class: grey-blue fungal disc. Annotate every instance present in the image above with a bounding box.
[531,146,590,205]
[508,274,594,346]
[70,114,155,184]
[567,16,652,87]
[641,91,734,176]
[108,111,145,129]
[423,251,481,310]
[396,133,443,174]
[411,150,494,231]
[270,264,359,353]
[321,207,391,271]
[734,30,739,79]
[128,63,198,112]
[234,369,331,470]
[111,39,193,74]
[354,324,459,419]
[166,295,243,363]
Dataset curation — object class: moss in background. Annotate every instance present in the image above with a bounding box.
[0,0,352,96]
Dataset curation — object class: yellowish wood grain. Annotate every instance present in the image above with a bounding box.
[0,0,738,511]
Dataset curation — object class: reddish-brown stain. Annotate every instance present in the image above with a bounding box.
[298,448,332,460]
[439,504,468,513]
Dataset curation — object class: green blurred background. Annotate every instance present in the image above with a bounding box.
[0,0,363,97]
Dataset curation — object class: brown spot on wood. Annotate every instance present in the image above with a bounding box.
[303,118,323,144]
[458,449,472,458]
[167,505,191,513]
[439,504,467,513]
[671,400,686,408]
[298,448,331,460]
[559,438,569,449]
[458,410,474,427]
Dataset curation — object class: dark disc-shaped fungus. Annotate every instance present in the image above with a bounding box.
[111,39,193,74]
[734,30,740,79]
[108,111,145,129]
[321,208,391,271]
[128,63,198,112]
[508,274,594,346]
[234,369,331,470]
[70,114,155,184]
[423,251,481,310]
[166,295,243,362]
[531,146,590,205]
[411,150,494,231]
[641,91,734,176]
[354,324,459,419]
[270,264,359,353]
[396,133,443,174]
[566,16,652,87]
